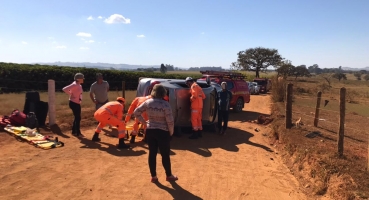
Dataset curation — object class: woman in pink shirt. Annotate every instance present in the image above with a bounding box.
[62,73,84,136]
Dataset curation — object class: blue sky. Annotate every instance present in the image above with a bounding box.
[0,0,368,69]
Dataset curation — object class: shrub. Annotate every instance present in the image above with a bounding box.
[271,76,287,102]
[0,62,200,92]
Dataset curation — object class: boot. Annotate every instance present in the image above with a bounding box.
[91,132,101,142]
[117,138,130,149]
[130,135,136,144]
[188,131,198,139]
[198,130,203,138]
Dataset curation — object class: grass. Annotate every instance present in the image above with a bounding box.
[270,74,369,199]
[0,90,137,131]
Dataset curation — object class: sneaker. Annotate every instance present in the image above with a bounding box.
[151,176,158,183]
[166,175,178,181]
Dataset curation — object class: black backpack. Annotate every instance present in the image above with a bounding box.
[25,112,39,129]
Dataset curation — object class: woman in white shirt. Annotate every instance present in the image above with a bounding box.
[62,73,84,136]
[134,84,178,183]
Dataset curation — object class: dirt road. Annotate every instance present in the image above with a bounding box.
[0,95,309,200]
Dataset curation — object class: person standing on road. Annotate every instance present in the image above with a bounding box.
[90,73,111,128]
[90,73,109,110]
[185,77,206,139]
[134,84,178,183]
[217,82,233,135]
[62,73,84,137]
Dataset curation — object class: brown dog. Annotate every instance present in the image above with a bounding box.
[295,117,302,128]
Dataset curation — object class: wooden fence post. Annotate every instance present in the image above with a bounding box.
[285,83,293,129]
[122,81,126,98]
[338,87,346,157]
[48,79,56,126]
[314,91,322,127]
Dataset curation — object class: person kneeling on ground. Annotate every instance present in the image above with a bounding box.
[134,84,178,183]
[125,95,152,143]
[92,97,130,149]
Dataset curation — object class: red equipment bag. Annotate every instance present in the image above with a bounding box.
[9,109,26,126]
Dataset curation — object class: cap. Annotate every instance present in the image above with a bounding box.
[116,97,125,103]
[185,77,193,83]
[74,73,84,80]
[221,82,227,86]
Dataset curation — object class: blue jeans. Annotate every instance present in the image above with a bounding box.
[218,110,229,131]
[95,100,109,110]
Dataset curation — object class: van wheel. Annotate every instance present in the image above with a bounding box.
[234,98,244,113]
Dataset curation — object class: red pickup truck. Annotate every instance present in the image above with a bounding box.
[199,71,250,113]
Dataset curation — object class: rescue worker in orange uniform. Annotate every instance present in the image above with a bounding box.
[125,94,170,143]
[185,77,206,139]
[125,95,152,143]
[92,97,130,149]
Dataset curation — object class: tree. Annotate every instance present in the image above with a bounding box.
[232,47,283,78]
[276,61,294,78]
[308,64,322,74]
[321,73,333,88]
[364,74,369,81]
[354,72,362,80]
[160,63,167,74]
[332,72,347,81]
[165,64,174,71]
[360,70,367,74]
[292,65,311,80]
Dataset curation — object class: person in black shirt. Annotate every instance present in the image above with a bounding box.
[216,82,233,135]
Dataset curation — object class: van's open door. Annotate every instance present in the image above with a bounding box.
[175,89,191,126]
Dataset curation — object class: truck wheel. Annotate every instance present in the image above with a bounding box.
[234,98,244,113]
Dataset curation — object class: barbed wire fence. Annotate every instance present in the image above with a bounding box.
[0,78,136,126]
[0,78,139,93]
[285,83,369,171]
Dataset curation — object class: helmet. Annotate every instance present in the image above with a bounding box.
[185,77,193,83]
[116,97,125,103]
[74,73,84,80]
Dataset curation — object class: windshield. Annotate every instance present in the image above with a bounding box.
[254,80,267,85]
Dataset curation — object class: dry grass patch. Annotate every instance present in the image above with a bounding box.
[270,76,369,199]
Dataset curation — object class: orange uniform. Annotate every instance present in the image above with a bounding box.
[190,82,206,131]
[125,95,152,135]
[94,101,126,139]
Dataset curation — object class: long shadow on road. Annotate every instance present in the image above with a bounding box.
[228,110,270,123]
[168,110,273,157]
[154,181,203,200]
[66,110,272,158]
[171,126,273,157]
[75,135,147,157]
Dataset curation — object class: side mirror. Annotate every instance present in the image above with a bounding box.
[206,76,211,85]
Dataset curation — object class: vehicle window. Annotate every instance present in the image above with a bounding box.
[254,80,267,85]
[226,81,234,90]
